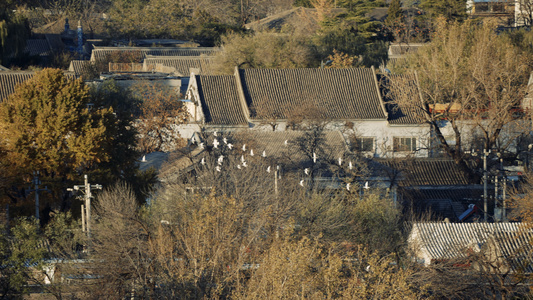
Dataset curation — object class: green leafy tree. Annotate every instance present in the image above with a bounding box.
[386,0,403,24]
[212,31,315,74]
[0,218,45,298]
[420,0,467,22]
[0,12,31,66]
[0,69,147,213]
[0,69,111,181]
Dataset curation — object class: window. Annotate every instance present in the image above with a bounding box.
[355,137,374,152]
[393,137,417,152]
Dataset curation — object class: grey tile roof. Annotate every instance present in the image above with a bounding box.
[24,39,52,57]
[0,71,35,102]
[410,222,533,265]
[158,130,348,183]
[144,56,214,76]
[44,34,65,52]
[68,60,95,77]
[196,75,248,126]
[239,68,387,120]
[380,74,426,125]
[378,159,472,186]
[233,130,347,161]
[90,47,220,62]
[388,43,425,58]
[0,71,77,102]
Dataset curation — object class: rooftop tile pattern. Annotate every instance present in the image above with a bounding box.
[239,68,387,120]
[68,60,95,77]
[144,56,214,76]
[411,222,532,264]
[25,39,52,57]
[90,47,219,62]
[379,159,472,186]
[196,75,248,126]
[234,130,347,160]
[380,74,426,125]
[0,71,35,102]
[0,71,77,102]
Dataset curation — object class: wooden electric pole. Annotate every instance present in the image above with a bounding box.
[68,175,102,236]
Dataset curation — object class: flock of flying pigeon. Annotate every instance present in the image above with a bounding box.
[197,131,369,191]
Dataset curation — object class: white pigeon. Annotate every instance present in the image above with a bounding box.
[141,155,146,162]
[237,164,241,169]
[284,140,288,146]
[299,179,304,187]
[347,183,350,191]
[215,166,221,172]
[242,144,246,151]
[213,131,218,137]
[199,142,205,149]
[223,137,228,144]
[242,161,248,167]
[313,152,317,163]
[338,157,342,166]
[349,161,353,170]
[241,155,245,163]
[217,155,224,165]
[201,158,206,165]
[250,149,254,156]
[262,150,266,158]
[267,166,271,173]
[304,168,309,175]
[213,138,219,148]
[227,143,233,150]
[364,181,369,189]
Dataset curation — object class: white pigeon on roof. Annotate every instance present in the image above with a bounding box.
[299,179,304,187]
[338,157,342,166]
[217,155,224,165]
[215,166,221,172]
[213,138,219,149]
[199,142,204,149]
[267,166,271,173]
[250,149,254,156]
[313,152,317,163]
[227,143,233,150]
[346,183,350,191]
[213,131,218,137]
[304,168,309,175]
[201,157,206,165]
[241,155,245,163]
[237,164,241,169]
[242,144,246,151]
[262,150,266,158]
[242,161,248,167]
[223,137,228,144]
[349,161,353,170]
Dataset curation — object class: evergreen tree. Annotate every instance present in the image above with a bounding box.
[0,69,111,181]
[420,0,467,22]
[386,0,404,25]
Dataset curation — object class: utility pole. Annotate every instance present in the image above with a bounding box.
[26,171,49,221]
[483,149,489,223]
[68,175,102,236]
